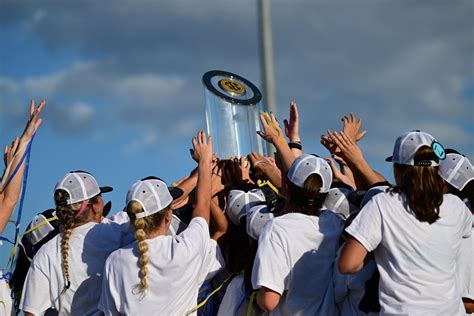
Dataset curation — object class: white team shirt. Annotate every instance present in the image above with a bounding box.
[252,211,344,316]
[20,212,133,315]
[346,192,472,315]
[457,214,474,315]
[0,278,14,316]
[99,217,224,315]
[218,274,262,316]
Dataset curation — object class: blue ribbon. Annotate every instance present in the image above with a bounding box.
[0,134,35,281]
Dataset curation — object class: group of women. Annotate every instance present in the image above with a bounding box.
[1,100,473,315]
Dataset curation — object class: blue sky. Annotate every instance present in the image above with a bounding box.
[1,1,473,267]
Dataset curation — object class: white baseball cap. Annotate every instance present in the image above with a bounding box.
[27,209,59,246]
[54,171,113,205]
[323,187,354,219]
[246,205,274,240]
[226,186,266,225]
[287,154,332,193]
[386,130,445,166]
[126,177,183,219]
[439,152,474,191]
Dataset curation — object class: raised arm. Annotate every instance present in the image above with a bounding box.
[283,101,303,157]
[257,112,295,172]
[328,130,386,189]
[191,131,213,224]
[0,100,45,233]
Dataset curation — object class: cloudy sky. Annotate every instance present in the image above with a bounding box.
[1,1,473,265]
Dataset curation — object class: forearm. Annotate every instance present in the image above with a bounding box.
[175,169,198,200]
[347,158,385,189]
[273,139,295,172]
[210,198,227,241]
[0,140,29,233]
[192,160,212,224]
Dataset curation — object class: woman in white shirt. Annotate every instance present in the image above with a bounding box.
[338,130,472,315]
[20,171,132,315]
[99,131,224,315]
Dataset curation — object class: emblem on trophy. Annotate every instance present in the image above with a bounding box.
[202,70,266,160]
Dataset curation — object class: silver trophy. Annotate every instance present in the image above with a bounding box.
[202,70,266,159]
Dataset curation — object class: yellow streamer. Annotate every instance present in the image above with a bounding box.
[185,273,235,315]
[5,216,58,272]
[246,291,257,316]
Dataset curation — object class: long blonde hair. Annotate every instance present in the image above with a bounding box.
[126,201,170,293]
[54,189,97,292]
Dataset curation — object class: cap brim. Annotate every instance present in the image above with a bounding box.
[169,187,184,200]
[100,186,113,193]
[385,156,393,162]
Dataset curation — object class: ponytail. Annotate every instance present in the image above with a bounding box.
[391,146,444,224]
[288,174,327,215]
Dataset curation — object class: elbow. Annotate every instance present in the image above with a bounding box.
[338,257,361,275]
[256,288,280,313]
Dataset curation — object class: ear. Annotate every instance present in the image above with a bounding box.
[164,210,172,225]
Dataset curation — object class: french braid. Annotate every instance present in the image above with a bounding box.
[126,201,169,293]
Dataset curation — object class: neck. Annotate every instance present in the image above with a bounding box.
[146,224,169,239]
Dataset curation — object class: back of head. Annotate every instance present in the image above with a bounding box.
[125,177,178,294]
[439,151,474,197]
[287,155,332,215]
[393,146,445,224]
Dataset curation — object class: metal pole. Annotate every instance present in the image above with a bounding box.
[258,0,277,155]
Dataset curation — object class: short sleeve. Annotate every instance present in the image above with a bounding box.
[200,239,225,282]
[461,206,472,239]
[456,234,474,299]
[345,198,382,252]
[20,258,52,315]
[176,217,210,255]
[251,223,290,295]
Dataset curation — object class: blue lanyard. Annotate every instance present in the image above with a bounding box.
[0,134,35,281]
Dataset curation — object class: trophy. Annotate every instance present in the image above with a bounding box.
[202,70,266,159]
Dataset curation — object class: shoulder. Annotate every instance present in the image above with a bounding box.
[32,234,60,262]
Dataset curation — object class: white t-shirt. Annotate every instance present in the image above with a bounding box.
[334,247,378,316]
[346,192,472,315]
[99,217,224,315]
[0,278,14,316]
[20,213,134,315]
[218,274,262,316]
[252,211,344,316]
[457,214,474,315]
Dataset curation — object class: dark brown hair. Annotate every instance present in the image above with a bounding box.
[390,146,444,224]
[287,174,327,216]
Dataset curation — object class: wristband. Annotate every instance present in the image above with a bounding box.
[288,142,302,150]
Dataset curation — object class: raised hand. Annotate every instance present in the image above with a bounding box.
[320,134,341,155]
[257,112,285,145]
[327,130,365,165]
[342,112,366,143]
[3,137,19,169]
[191,131,213,164]
[325,157,356,190]
[283,101,300,142]
[21,99,46,141]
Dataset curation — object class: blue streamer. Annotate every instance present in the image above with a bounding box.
[0,134,35,280]
[1,134,34,193]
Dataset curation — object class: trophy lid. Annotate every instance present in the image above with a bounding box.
[202,70,262,106]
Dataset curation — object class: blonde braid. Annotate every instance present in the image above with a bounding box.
[55,189,94,292]
[135,218,149,292]
[127,201,169,294]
